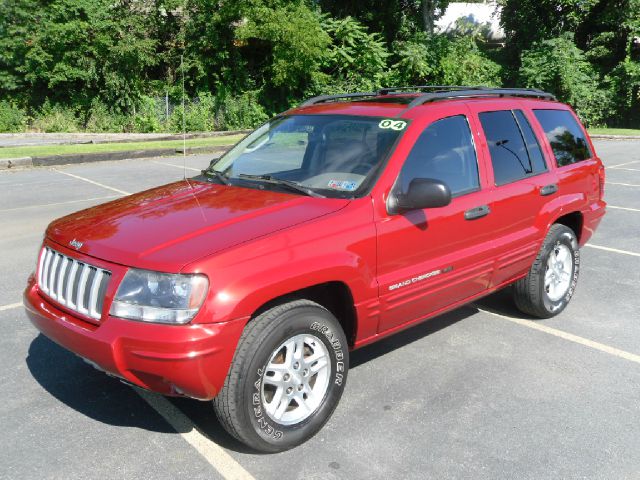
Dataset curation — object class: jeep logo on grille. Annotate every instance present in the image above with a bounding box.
[69,239,83,250]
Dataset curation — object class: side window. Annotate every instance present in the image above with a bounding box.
[533,109,593,166]
[513,110,547,174]
[479,110,546,186]
[397,115,479,196]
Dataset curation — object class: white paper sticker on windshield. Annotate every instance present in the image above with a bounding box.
[328,180,358,191]
[379,119,407,131]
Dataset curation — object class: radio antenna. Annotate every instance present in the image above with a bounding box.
[181,53,187,181]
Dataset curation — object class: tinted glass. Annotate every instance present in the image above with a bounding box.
[514,110,547,174]
[533,109,592,166]
[398,115,479,196]
[208,115,407,198]
[479,110,544,186]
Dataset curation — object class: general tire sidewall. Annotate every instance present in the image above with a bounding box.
[540,230,580,315]
[241,307,348,451]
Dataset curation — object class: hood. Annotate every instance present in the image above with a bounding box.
[47,180,349,271]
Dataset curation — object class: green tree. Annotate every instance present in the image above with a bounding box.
[519,33,611,125]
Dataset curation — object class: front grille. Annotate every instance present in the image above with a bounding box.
[37,247,111,320]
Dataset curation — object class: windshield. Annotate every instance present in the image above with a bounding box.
[204,115,408,198]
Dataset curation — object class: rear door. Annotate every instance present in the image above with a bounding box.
[467,102,559,287]
[530,108,601,216]
[375,108,495,333]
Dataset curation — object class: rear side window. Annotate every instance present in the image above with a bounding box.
[533,109,592,166]
[479,110,547,186]
[397,115,479,196]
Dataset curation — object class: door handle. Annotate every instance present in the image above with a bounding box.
[464,205,491,220]
[540,183,558,196]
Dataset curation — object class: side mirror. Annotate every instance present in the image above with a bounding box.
[387,178,452,215]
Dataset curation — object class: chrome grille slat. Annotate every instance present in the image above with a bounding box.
[36,247,111,321]
[48,253,61,300]
[56,257,69,304]
[65,260,79,309]
[76,264,91,315]
[42,249,52,293]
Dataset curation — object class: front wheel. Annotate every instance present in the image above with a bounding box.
[513,224,580,318]
[213,300,348,452]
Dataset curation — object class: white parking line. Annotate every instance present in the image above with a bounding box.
[607,205,640,212]
[135,390,255,480]
[585,243,640,257]
[608,160,640,168]
[476,307,640,365]
[606,182,640,187]
[0,195,119,213]
[54,169,131,195]
[0,302,22,312]
[609,167,640,172]
[152,160,201,172]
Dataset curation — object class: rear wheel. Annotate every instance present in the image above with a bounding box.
[513,224,580,318]
[213,300,348,452]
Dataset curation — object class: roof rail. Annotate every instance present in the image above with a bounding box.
[298,87,556,109]
[299,92,377,107]
[377,85,486,95]
[399,88,555,114]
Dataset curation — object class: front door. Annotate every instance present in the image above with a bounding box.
[376,111,495,333]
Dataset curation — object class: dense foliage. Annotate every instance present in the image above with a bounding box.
[0,0,638,131]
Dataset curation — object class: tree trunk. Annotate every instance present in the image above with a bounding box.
[422,0,435,34]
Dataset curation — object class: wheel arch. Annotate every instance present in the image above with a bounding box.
[250,281,358,347]
[553,211,584,243]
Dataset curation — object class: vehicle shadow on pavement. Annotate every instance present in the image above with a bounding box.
[350,306,477,368]
[26,334,177,433]
[24,295,520,456]
[169,397,258,454]
[473,286,538,319]
[26,333,260,453]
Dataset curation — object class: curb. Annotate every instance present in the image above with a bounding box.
[590,134,640,140]
[0,129,251,148]
[0,145,231,170]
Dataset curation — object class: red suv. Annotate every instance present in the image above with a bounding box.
[24,87,606,452]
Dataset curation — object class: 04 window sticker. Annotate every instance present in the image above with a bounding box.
[378,119,407,131]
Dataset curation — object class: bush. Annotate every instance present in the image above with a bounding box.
[606,58,640,126]
[85,100,129,133]
[31,102,80,132]
[389,34,501,87]
[322,15,389,91]
[168,93,217,133]
[389,34,446,86]
[440,37,502,86]
[215,91,268,130]
[0,101,27,132]
[132,96,163,133]
[519,33,612,126]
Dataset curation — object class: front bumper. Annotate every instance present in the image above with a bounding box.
[24,275,248,400]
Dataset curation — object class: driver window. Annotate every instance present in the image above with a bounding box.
[397,115,479,197]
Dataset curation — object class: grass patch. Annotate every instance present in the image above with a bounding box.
[588,128,640,136]
[0,135,244,159]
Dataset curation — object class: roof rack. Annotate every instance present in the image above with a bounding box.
[299,92,377,107]
[299,86,556,108]
[377,85,485,95]
[399,88,555,114]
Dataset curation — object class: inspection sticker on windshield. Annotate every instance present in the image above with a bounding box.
[328,180,358,191]
[378,119,407,131]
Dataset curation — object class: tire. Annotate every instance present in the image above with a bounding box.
[213,300,349,453]
[513,224,580,319]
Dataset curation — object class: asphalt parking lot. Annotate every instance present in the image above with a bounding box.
[1,140,639,480]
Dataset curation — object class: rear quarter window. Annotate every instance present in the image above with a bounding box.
[533,109,592,167]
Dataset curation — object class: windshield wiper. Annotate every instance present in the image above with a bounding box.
[237,174,325,198]
[202,169,230,186]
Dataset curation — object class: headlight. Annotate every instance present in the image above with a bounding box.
[110,269,209,324]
